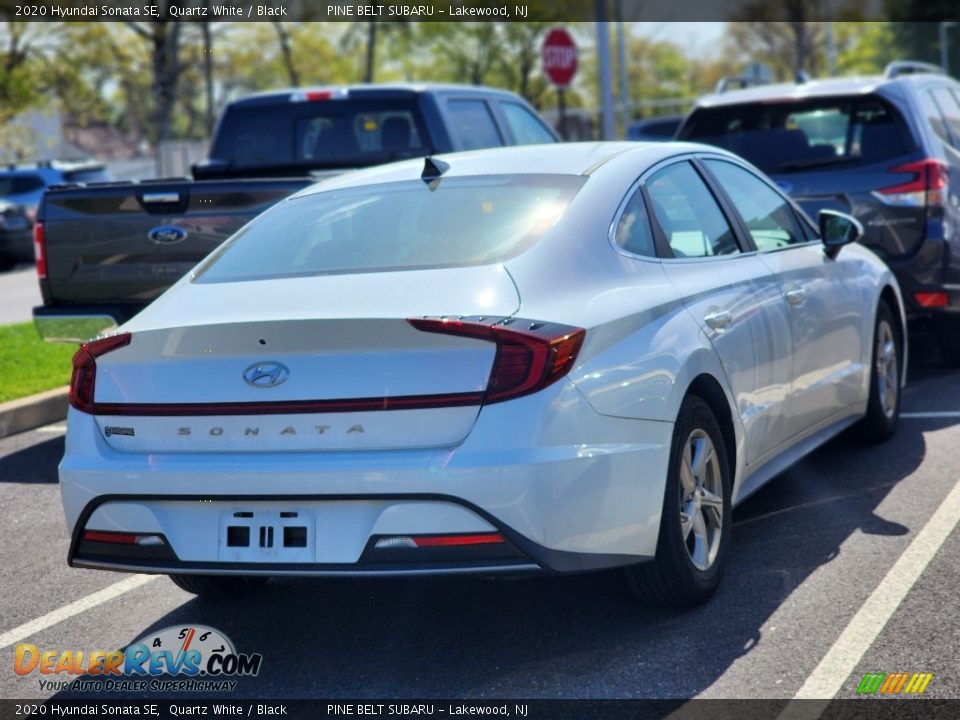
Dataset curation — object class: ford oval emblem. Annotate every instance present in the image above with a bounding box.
[147,225,188,244]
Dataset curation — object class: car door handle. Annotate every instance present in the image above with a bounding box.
[785,288,808,306]
[704,310,733,330]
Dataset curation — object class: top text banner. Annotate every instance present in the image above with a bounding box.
[0,0,915,23]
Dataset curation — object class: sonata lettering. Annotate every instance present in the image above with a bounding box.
[176,425,365,437]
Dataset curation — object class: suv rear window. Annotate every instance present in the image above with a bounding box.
[194,174,586,283]
[679,95,914,174]
[210,97,431,170]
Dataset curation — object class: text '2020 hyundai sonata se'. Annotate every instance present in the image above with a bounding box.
[59,142,906,606]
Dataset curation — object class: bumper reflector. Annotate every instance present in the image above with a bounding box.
[914,291,949,308]
[374,533,505,549]
[82,530,164,546]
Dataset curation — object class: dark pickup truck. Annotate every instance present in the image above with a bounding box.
[34,83,558,342]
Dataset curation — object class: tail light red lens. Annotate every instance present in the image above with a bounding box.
[876,158,948,208]
[69,333,132,414]
[407,317,586,404]
[914,291,949,308]
[33,222,46,280]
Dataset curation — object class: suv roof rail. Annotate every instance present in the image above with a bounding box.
[884,60,945,79]
[715,76,768,94]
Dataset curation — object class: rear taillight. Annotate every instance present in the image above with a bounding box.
[407,317,586,404]
[914,291,949,308]
[33,222,46,279]
[875,158,948,208]
[69,333,132,414]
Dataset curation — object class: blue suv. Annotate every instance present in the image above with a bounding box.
[679,63,960,363]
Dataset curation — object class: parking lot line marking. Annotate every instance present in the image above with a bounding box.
[0,574,157,651]
[901,411,960,419]
[790,475,960,700]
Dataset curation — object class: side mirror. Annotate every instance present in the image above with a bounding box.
[819,209,863,259]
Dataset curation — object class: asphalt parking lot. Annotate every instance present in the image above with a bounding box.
[1,338,959,702]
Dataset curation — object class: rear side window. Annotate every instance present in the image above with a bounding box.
[680,96,914,174]
[499,102,556,145]
[613,188,655,257]
[447,100,503,150]
[645,162,739,258]
[194,174,586,283]
[211,98,431,169]
[0,174,45,196]
[929,88,960,149]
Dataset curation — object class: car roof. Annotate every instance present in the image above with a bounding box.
[294,141,731,197]
[693,73,958,108]
[229,83,530,107]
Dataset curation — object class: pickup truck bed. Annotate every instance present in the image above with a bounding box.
[34,83,558,342]
[35,177,306,340]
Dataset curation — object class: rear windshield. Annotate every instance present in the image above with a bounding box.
[0,174,45,196]
[679,95,914,174]
[210,97,432,170]
[193,174,587,283]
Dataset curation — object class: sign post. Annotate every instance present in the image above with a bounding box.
[541,27,578,140]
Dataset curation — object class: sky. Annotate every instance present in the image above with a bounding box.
[633,22,728,59]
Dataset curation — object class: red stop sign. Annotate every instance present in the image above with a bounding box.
[541,27,578,88]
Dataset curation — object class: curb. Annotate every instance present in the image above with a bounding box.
[0,387,69,440]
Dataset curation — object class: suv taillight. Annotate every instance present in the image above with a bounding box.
[33,222,46,279]
[69,333,132,414]
[407,317,585,404]
[875,158,948,208]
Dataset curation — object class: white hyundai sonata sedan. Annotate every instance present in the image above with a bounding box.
[60,142,905,606]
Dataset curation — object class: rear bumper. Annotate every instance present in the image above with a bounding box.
[59,384,674,576]
[884,236,960,319]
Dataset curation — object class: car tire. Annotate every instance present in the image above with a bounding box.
[169,574,268,597]
[856,302,902,443]
[625,395,732,607]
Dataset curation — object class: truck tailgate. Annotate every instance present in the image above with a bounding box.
[41,178,309,307]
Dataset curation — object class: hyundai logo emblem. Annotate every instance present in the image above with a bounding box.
[243,361,290,388]
[147,225,189,244]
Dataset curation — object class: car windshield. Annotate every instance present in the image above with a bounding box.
[193,174,587,283]
[679,95,914,174]
[210,97,433,170]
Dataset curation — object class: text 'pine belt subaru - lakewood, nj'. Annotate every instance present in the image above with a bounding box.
[60,142,905,607]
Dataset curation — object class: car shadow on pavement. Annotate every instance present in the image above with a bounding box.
[0,435,63,484]
[48,413,950,700]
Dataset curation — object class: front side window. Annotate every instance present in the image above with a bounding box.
[194,175,586,283]
[704,160,807,250]
[645,162,739,258]
[499,102,556,145]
